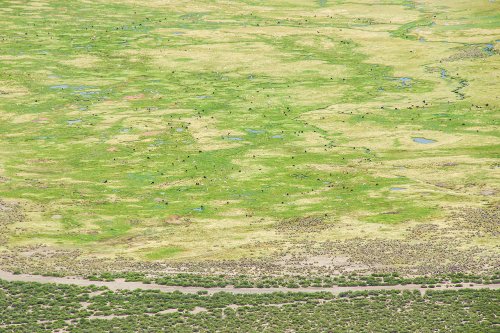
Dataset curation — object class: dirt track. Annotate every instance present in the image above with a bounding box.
[0,270,498,294]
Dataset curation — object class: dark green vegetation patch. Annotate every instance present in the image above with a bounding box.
[0,279,498,332]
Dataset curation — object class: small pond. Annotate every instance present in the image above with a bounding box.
[413,137,436,144]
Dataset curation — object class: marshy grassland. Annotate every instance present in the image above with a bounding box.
[0,0,498,278]
[1,1,499,332]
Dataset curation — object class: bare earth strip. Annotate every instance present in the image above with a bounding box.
[0,270,497,295]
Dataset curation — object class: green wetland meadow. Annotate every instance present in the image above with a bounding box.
[0,0,498,331]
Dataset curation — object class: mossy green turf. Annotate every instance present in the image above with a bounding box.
[0,0,498,260]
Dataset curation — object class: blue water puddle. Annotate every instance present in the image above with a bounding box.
[72,86,100,96]
[271,135,283,139]
[226,137,243,141]
[150,140,165,147]
[419,37,426,43]
[386,76,413,87]
[176,128,184,132]
[120,128,131,133]
[73,85,90,90]
[50,84,70,89]
[413,137,436,144]
[484,44,495,55]
[67,119,82,125]
[390,187,407,191]
[50,85,100,97]
[399,77,412,86]
[193,207,204,212]
[247,129,265,134]
[74,90,99,96]
[440,69,447,78]
[173,32,184,35]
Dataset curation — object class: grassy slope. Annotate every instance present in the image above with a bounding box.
[0,0,498,268]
